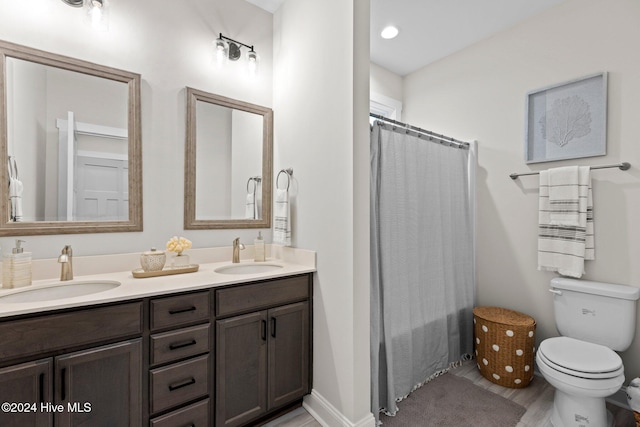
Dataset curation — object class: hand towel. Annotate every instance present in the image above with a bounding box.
[273,188,291,246]
[538,166,594,278]
[9,177,23,222]
[245,192,256,219]
[548,166,580,225]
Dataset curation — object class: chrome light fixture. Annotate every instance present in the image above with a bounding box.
[214,33,259,74]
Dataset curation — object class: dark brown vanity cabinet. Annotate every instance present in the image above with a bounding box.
[215,275,311,427]
[0,302,143,427]
[0,273,312,427]
[148,291,211,426]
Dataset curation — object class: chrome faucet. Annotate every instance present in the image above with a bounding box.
[232,238,245,263]
[58,245,73,281]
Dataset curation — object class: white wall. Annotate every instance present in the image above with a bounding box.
[6,59,46,222]
[273,0,373,425]
[403,0,640,381]
[0,0,273,258]
[370,63,402,101]
[370,62,403,119]
[196,102,232,218]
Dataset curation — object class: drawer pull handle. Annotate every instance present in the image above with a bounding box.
[169,306,197,315]
[169,339,197,350]
[261,319,267,341]
[168,377,196,391]
[39,373,45,404]
[60,368,67,401]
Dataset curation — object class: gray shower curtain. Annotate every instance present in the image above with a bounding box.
[370,121,475,419]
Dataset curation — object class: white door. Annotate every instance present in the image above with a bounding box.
[74,156,128,221]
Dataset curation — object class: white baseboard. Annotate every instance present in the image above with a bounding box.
[303,389,376,427]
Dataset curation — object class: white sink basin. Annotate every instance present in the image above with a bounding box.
[0,280,121,304]
[215,263,283,275]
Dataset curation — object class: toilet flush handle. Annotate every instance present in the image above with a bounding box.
[549,289,563,296]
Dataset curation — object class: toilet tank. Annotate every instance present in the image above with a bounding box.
[551,278,640,351]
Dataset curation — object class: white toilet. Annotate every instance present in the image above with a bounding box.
[536,278,640,427]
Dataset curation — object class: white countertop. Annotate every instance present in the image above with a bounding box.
[0,246,316,318]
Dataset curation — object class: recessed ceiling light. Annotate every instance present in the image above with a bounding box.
[380,26,399,39]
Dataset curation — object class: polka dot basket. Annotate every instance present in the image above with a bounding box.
[473,306,536,388]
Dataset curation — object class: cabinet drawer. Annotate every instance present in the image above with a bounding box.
[150,354,209,414]
[216,275,309,317]
[150,323,210,366]
[0,302,143,363]
[150,292,210,331]
[149,398,210,427]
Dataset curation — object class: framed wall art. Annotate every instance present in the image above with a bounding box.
[524,72,607,164]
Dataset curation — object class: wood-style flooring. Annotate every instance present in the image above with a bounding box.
[265,361,637,427]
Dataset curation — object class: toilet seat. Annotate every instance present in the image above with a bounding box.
[538,337,623,380]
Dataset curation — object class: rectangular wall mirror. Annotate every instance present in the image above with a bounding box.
[185,88,272,229]
[0,40,142,236]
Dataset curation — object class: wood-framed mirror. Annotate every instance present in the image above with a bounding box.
[184,88,272,229]
[0,40,142,236]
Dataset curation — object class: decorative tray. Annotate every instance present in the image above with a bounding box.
[132,264,199,278]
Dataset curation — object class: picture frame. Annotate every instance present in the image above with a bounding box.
[524,72,607,164]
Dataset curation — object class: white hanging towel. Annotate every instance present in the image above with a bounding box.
[538,166,594,278]
[548,166,580,225]
[9,177,23,222]
[245,192,256,219]
[273,188,291,246]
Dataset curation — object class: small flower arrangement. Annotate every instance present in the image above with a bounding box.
[166,236,192,255]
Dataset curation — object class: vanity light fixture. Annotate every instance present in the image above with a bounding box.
[214,33,259,75]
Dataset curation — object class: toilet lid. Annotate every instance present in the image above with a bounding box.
[539,337,622,376]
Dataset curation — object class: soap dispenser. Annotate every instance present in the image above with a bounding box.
[2,239,32,289]
[254,232,265,262]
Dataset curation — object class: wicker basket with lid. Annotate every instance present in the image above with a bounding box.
[473,306,536,388]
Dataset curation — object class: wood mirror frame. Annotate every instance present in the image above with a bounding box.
[184,87,273,229]
[0,40,142,236]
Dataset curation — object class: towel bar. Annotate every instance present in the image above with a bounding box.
[509,162,630,180]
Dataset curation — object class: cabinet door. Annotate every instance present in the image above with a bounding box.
[268,301,310,410]
[216,311,267,427]
[54,338,142,427]
[0,359,53,427]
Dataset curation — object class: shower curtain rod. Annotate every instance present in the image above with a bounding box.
[509,162,631,180]
[370,113,470,149]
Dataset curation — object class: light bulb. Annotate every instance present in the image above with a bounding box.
[247,50,258,75]
[380,26,399,39]
[84,0,108,31]
[214,38,227,67]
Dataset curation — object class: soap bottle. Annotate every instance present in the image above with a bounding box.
[254,232,265,262]
[2,239,32,289]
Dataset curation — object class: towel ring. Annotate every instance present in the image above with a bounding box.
[276,168,293,191]
[247,177,261,194]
